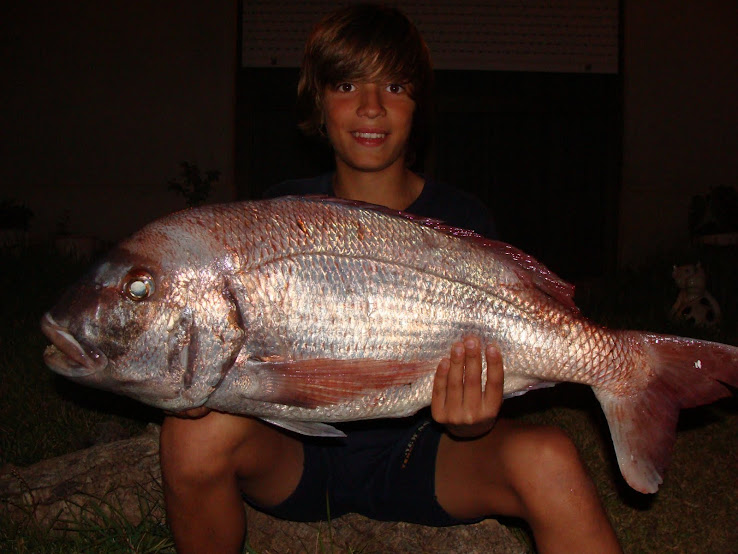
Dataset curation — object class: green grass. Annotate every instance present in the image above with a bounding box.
[1,493,174,553]
[1,245,737,552]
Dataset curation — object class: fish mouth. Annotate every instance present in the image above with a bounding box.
[41,312,108,376]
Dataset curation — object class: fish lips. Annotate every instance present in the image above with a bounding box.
[41,312,108,377]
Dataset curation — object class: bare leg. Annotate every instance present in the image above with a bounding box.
[435,419,622,553]
[160,412,304,554]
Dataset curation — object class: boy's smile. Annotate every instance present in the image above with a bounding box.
[351,129,388,146]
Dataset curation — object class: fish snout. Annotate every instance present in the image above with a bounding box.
[41,312,108,376]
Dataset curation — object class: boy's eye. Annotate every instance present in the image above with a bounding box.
[386,84,405,94]
[336,83,356,93]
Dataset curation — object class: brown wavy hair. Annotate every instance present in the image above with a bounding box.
[297,3,434,162]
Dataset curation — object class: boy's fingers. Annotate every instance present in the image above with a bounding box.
[445,341,465,407]
[165,406,211,419]
[483,344,504,411]
[432,357,450,414]
[462,336,483,413]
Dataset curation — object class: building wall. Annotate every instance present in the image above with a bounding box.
[3,1,736,274]
[619,0,738,267]
[1,1,237,241]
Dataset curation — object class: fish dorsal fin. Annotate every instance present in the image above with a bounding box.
[294,195,578,311]
[477,241,578,312]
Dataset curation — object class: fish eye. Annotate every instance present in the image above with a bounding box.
[123,271,155,301]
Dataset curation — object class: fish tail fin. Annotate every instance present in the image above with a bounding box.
[593,331,738,494]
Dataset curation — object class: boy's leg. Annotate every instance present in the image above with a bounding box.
[435,419,622,553]
[160,412,304,554]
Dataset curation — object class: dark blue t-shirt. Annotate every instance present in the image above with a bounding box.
[263,173,497,239]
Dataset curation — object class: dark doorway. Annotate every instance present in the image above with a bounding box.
[235,68,621,280]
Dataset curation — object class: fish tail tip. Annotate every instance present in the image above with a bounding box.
[596,331,738,493]
[595,387,673,494]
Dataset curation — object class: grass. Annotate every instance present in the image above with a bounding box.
[1,245,737,552]
[1,494,174,553]
[0,247,168,553]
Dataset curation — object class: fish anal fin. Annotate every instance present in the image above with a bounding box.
[503,375,556,399]
[260,358,437,409]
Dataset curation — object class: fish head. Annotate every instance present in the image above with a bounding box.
[41,214,246,411]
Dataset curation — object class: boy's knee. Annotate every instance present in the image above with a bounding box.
[533,426,582,470]
[510,425,587,493]
[160,413,261,486]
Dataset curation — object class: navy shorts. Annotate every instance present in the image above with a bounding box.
[247,414,480,526]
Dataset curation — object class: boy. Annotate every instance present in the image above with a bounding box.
[160,5,621,552]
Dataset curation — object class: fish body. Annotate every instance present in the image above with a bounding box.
[42,196,738,493]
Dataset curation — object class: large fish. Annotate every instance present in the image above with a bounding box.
[41,196,738,494]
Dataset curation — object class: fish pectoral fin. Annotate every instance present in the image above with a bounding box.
[256,358,437,409]
[261,417,347,438]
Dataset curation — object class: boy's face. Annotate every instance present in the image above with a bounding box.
[322,80,416,174]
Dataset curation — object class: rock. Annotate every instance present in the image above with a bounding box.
[0,424,163,530]
[0,425,529,553]
[88,419,134,446]
[245,510,529,553]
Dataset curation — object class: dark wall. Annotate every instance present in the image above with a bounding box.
[619,0,738,267]
[1,0,237,241]
[236,69,621,280]
[236,69,333,196]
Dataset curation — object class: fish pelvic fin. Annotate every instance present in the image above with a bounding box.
[594,331,738,494]
[261,418,346,438]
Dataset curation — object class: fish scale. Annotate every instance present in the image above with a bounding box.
[41,195,738,494]
[244,253,485,361]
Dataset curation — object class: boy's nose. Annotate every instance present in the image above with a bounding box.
[357,86,386,118]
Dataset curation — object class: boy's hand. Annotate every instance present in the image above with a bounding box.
[431,337,504,439]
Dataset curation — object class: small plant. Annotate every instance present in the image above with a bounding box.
[167,162,220,208]
[0,198,33,231]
